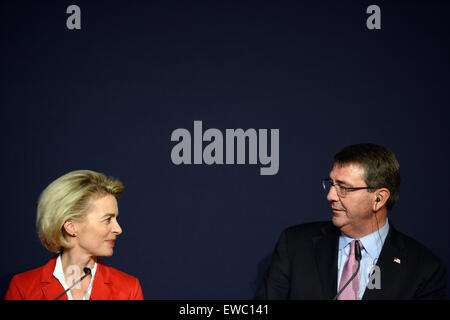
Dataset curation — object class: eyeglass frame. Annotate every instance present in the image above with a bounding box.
[321,178,376,197]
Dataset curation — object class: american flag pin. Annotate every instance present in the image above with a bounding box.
[393,258,401,264]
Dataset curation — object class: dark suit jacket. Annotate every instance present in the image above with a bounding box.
[4,256,144,300]
[255,221,447,299]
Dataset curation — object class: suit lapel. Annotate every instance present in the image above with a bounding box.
[312,223,340,299]
[90,259,113,300]
[42,281,67,300]
[362,224,404,300]
[40,256,67,300]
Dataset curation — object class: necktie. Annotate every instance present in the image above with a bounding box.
[338,240,363,300]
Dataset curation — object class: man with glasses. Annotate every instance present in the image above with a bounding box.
[255,143,447,300]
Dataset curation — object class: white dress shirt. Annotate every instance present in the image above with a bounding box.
[53,254,98,300]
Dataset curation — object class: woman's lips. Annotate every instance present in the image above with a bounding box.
[106,240,115,246]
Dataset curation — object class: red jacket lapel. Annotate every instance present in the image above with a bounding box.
[89,258,113,300]
[40,256,67,300]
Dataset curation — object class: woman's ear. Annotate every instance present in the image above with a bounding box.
[63,219,77,237]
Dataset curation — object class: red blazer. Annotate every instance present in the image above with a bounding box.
[4,256,144,300]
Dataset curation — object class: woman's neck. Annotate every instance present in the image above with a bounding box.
[60,248,96,275]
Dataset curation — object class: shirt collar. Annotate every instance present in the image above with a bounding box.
[339,218,390,260]
[53,254,68,289]
[53,253,98,300]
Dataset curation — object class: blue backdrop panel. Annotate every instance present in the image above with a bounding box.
[1,0,449,299]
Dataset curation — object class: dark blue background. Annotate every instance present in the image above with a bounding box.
[1,0,449,299]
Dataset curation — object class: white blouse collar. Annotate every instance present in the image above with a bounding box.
[53,253,98,300]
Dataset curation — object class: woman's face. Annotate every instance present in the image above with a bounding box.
[74,194,122,257]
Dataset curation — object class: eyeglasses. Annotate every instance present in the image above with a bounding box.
[321,178,374,197]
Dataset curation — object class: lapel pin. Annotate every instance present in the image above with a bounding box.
[393,258,401,264]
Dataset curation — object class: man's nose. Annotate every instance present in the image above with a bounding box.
[326,184,339,202]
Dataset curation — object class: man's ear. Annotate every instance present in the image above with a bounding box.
[373,188,390,212]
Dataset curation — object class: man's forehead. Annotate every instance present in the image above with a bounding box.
[329,162,366,182]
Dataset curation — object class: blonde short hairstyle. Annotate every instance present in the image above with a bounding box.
[36,170,124,253]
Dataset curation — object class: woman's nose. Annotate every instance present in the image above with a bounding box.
[112,219,122,235]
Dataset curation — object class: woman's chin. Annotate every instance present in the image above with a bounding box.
[104,250,114,257]
[95,249,114,257]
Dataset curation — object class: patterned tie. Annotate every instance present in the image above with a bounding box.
[338,240,363,300]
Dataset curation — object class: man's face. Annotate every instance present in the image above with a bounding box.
[327,163,374,235]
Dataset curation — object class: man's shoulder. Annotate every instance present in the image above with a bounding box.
[391,227,445,266]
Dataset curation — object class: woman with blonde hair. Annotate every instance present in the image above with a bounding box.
[5,170,143,300]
